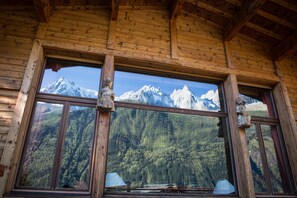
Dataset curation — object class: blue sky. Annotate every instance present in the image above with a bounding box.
[114,71,218,97]
[40,66,101,91]
[40,67,217,97]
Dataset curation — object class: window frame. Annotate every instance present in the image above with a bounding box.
[104,66,237,196]
[239,86,295,195]
[14,58,102,194]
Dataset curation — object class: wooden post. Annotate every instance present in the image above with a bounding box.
[224,74,255,198]
[92,54,114,198]
[0,23,47,196]
[273,62,297,187]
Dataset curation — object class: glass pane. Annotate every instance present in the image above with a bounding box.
[261,125,284,193]
[58,106,96,190]
[106,107,234,194]
[246,125,268,192]
[238,86,274,117]
[18,102,63,188]
[114,71,222,112]
[39,60,101,99]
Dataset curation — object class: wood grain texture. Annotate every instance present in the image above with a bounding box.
[92,54,114,198]
[224,74,255,198]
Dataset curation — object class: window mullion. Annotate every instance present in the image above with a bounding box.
[255,122,273,194]
[50,102,70,190]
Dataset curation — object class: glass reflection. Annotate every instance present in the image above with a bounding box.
[114,71,222,112]
[18,102,63,188]
[58,106,96,190]
[106,107,233,194]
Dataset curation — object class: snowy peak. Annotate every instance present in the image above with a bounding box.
[40,77,98,98]
[117,84,220,111]
[116,85,174,107]
[201,89,220,107]
[170,85,198,109]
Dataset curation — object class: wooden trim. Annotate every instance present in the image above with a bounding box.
[224,74,255,198]
[169,0,183,59]
[33,0,52,23]
[223,0,267,41]
[271,31,297,61]
[170,18,179,59]
[223,41,235,69]
[0,23,48,194]
[273,83,297,187]
[169,0,184,20]
[115,101,227,118]
[92,55,115,198]
[107,0,119,50]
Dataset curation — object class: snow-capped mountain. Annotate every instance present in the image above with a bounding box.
[117,84,220,111]
[40,77,267,112]
[40,77,98,98]
[116,85,174,107]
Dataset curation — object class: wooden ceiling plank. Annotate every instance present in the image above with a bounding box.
[33,0,51,23]
[270,0,297,13]
[169,0,184,20]
[185,0,233,18]
[272,31,297,61]
[246,22,284,40]
[256,9,296,30]
[223,0,267,41]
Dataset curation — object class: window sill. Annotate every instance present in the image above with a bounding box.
[103,192,239,198]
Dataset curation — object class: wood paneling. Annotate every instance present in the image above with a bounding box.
[45,8,110,49]
[0,10,38,165]
[277,56,297,120]
[0,5,297,198]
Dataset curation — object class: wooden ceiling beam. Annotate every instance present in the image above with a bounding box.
[272,31,297,61]
[256,9,296,30]
[185,0,233,18]
[246,22,284,40]
[270,0,297,13]
[169,0,184,20]
[223,0,267,41]
[33,0,51,23]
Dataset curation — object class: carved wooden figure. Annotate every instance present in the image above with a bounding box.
[96,78,115,112]
[236,96,252,129]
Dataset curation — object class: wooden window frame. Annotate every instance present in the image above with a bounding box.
[12,58,102,196]
[240,86,296,195]
[103,68,237,196]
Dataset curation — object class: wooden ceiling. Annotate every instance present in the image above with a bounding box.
[1,0,297,61]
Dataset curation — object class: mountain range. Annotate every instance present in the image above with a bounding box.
[40,77,266,112]
[40,77,221,111]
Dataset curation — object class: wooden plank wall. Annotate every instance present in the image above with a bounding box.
[278,56,297,121]
[45,7,109,51]
[229,36,275,73]
[0,6,297,186]
[177,12,227,69]
[115,9,171,59]
[0,10,39,160]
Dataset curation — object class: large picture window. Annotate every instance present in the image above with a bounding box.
[16,59,101,192]
[106,70,235,195]
[239,85,294,194]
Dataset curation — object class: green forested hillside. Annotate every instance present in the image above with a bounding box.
[19,105,283,194]
[107,107,231,191]
[19,106,95,190]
